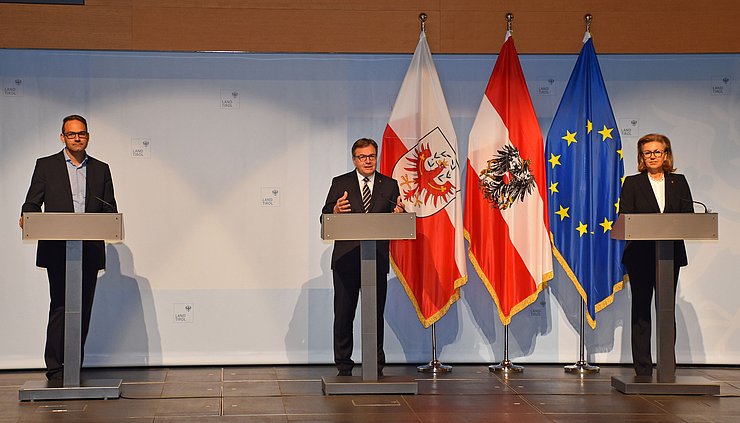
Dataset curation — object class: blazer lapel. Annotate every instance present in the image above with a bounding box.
[85,157,97,212]
[370,172,390,212]
[663,173,680,212]
[54,151,75,211]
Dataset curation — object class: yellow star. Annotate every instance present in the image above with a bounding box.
[598,125,614,141]
[599,217,614,233]
[555,205,570,221]
[548,153,561,168]
[621,175,626,185]
[617,149,623,159]
[549,182,559,194]
[576,221,588,237]
[562,130,578,146]
[587,120,593,133]
[614,199,620,213]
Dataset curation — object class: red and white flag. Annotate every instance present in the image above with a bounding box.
[464,33,553,325]
[380,32,467,328]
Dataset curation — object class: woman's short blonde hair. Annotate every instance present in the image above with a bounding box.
[637,133,676,173]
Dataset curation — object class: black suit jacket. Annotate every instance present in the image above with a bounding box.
[321,170,401,273]
[619,172,693,268]
[21,151,117,270]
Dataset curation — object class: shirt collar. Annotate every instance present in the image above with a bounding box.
[356,170,375,182]
[63,149,88,168]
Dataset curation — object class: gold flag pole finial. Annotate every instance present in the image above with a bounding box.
[506,13,513,33]
[419,13,427,33]
[584,14,593,33]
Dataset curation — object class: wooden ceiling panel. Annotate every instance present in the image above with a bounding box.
[132,7,436,53]
[0,1,738,53]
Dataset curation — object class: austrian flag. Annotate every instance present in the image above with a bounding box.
[464,33,553,325]
[380,32,467,328]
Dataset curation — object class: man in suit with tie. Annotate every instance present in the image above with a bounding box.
[322,138,404,376]
[20,114,118,381]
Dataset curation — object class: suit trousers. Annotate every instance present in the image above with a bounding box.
[332,261,387,372]
[626,260,680,377]
[45,265,99,380]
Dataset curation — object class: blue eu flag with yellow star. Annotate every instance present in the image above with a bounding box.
[545,34,626,328]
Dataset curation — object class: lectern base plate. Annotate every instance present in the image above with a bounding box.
[611,375,720,395]
[322,376,418,395]
[19,379,122,401]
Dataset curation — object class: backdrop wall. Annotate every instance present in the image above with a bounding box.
[1,49,738,369]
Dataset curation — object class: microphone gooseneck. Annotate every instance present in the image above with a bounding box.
[95,196,116,212]
[681,197,709,213]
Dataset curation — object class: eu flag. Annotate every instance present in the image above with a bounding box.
[545,34,626,328]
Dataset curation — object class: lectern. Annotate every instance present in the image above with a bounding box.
[19,212,124,401]
[320,212,418,395]
[611,213,719,395]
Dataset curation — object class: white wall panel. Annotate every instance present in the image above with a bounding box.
[1,50,738,368]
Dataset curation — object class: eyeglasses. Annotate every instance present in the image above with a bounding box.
[63,131,89,139]
[353,154,377,162]
[641,149,664,158]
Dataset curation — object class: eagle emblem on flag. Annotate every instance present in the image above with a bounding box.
[479,144,535,210]
[392,127,458,217]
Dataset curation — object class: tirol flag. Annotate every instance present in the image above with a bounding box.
[545,32,626,328]
[464,32,553,326]
[380,31,467,328]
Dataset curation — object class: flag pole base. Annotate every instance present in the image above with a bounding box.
[564,360,600,374]
[417,359,452,373]
[489,360,524,373]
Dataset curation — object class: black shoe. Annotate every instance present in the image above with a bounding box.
[337,369,352,377]
[46,371,63,381]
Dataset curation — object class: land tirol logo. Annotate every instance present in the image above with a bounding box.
[392,127,459,218]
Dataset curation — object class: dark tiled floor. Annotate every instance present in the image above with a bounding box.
[1,365,739,422]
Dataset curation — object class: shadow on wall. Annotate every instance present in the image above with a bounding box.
[547,257,630,362]
[676,281,704,364]
[384,276,462,364]
[285,243,467,366]
[284,248,333,364]
[86,244,161,366]
[463,259,552,362]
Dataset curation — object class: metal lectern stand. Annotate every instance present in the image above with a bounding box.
[610,213,720,395]
[320,212,418,395]
[19,212,124,401]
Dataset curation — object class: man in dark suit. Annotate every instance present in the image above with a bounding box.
[20,114,117,381]
[322,138,404,376]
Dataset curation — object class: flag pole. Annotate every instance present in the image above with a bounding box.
[414,12,452,375]
[563,14,600,376]
[417,323,452,373]
[564,300,600,374]
[488,12,524,375]
[489,324,523,373]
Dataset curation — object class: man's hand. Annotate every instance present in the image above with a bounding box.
[333,191,351,213]
[18,215,23,229]
[393,195,406,213]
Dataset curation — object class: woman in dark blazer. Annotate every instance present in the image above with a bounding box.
[619,133,693,377]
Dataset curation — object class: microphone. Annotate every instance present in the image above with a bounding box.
[381,193,406,212]
[692,200,709,213]
[681,198,709,213]
[95,196,116,212]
